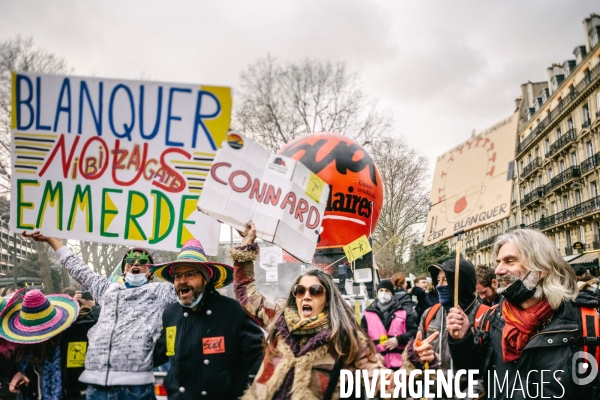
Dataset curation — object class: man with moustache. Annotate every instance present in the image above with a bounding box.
[152,239,263,400]
[444,229,600,399]
[475,265,501,306]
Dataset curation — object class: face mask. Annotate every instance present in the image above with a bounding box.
[501,271,539,305]
[124,273,148,287]
[436,285,452,309]
[178,293,202,309]
[377,292,392,304]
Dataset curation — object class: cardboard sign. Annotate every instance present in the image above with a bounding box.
[198,133,329,263]
[424,113,519,246]
[10,72,230,254]
[202,336,225,354]
[259,246,283,282]
[343,235,372,262]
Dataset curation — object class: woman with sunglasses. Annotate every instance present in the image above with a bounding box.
[22,231,177,400]
[231,222,438,399]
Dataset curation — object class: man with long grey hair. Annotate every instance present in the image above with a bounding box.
[438,229,600,399]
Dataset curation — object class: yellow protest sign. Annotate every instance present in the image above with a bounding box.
[166,326,177,356]
[343,235,372,263]
[67,342,87,368]
[305,172,326,204]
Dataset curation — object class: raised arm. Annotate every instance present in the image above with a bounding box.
[23,231,111,303]
[230,222,281,328]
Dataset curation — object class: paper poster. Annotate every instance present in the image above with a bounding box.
[424,113,518,246]
[198,133,330,262]
[10,72,231,254]
[259,246,283,282]
[343,235,372,262]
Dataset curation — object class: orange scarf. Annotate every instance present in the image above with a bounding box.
[501,299,554,362]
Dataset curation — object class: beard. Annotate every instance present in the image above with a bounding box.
[175,282,205,305]
[496,270,538,294]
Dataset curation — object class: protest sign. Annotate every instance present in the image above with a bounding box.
[11,72,230,254]
[343,235,372,263]
[424,113,518,246]
[198,133,330,262]
[259,246,283,282]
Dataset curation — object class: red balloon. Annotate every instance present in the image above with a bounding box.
[278,133,383,248]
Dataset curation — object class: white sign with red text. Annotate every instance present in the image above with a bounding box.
[198,133,329,263]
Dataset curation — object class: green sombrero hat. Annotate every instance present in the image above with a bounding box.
[150,239,233,289]
[0,289,79,344]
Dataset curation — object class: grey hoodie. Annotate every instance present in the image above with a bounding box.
[57,247,177,386]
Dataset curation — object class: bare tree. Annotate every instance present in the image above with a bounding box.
[371,135,430,277]
[234,56,392,152]
[0,37,71,291]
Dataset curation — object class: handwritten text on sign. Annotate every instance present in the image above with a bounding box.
[10,72,231,253]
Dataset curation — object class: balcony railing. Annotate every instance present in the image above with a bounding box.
[527,195,600,231]
[544,166,580,193]
[516,62,600,156]
[593,241,600,250]
[465,246,475,254]
[521,157,542,178]
[580,152,600,174]
[511,199,517,207]
[545,129,577,158]
[565,247,574,256]
[477,235,498,250]
[583,120,591,129]
[521,187,545,207]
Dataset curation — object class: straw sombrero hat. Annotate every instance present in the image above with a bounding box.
[0,289,79,344]
[0,287,27,317]
[150,239,233,289]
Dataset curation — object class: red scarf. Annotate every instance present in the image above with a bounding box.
[501,299,554,362]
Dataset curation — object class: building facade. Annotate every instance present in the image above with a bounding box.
[461,14,600,270]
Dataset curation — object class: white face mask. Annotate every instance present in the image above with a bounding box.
[124,273,148,287]
[377,292,392,304]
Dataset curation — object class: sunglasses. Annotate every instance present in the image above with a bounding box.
[292,284,326,298]
[125,256,150,266]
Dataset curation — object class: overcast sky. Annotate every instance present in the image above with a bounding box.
[0,1,597,177]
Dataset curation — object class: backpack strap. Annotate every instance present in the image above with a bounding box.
[424,303,442,333]
[580,306,600,363]
[473,304,490,330]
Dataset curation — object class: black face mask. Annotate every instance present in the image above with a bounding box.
[501,271,539,305]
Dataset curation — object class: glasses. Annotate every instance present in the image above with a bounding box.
[125,256,150,266]
[292,284,326,298]
[173,271,201,281]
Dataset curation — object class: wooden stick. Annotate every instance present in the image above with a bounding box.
[454,233,463,337]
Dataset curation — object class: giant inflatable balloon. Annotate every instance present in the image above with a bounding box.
[278,133,384,248]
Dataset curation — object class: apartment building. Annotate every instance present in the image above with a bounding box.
[463,14,600,273]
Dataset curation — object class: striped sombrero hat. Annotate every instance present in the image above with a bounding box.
[0,289,79,344]
[150,239,233,289]
[0,287,27,317]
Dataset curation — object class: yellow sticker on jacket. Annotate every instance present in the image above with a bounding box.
[166,326,176,356]
[67,342,87,368]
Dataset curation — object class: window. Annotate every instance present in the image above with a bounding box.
[519,161,524,175]
[580,226,586,244]
[547,168,554,181]
[525,215,530,225]
[557,127,562,139]
[586,141,594,158]
[567,119,574,132]
[591,181,599,198]
[596,92,600,113]
[575,189,582,205]
[538,175,543,187]
[544,138,551,155]
[559,159,566,173]
[528,154,532,164]
[566,230,572,248]
[551,201,557,214]
[583,104,591,126]
[571,152,578,167]
[555,233,560,249]
[562,195,569,209]
[592,31,599,48]
[535,147,540,158]
[534,210,538,222]
[594,221,600,243]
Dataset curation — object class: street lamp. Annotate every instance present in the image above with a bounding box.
[1,213,18,287]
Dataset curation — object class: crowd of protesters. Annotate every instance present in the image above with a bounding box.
[0,227,598,399]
